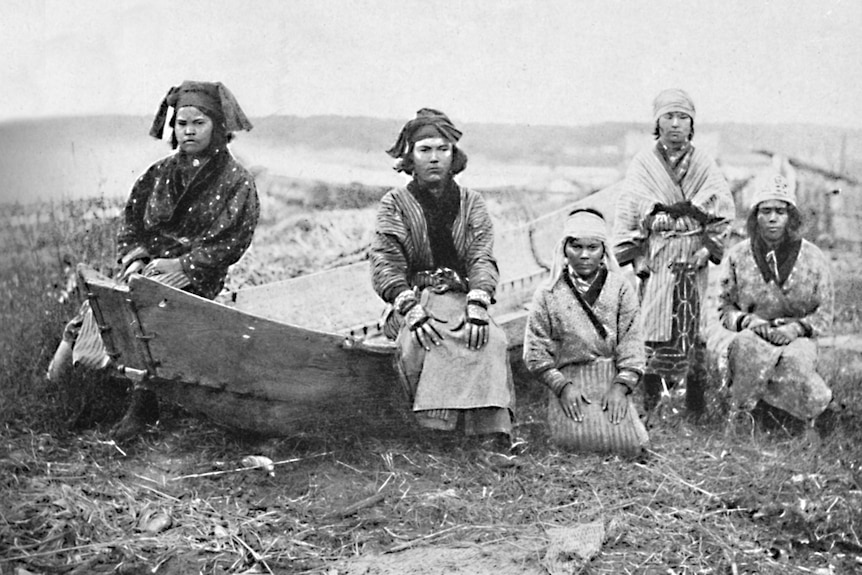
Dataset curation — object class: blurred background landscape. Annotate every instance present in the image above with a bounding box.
[1,115,860,206]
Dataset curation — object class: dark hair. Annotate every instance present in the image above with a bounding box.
[399,143,468,176]
[168,110,234,150]
[746,201,803,241]
[568,207,606,219]
[653,117,695,141]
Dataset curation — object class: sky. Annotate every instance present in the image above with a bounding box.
[2,0,861,128]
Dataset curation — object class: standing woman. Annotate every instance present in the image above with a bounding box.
[523,209,648,455]
[717,175,833,431]
[48,81,259,440]
[370,108,515,449]
[613,89,735,416]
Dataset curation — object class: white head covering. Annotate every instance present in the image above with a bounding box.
[751,173,797,209]
[546,209,619,288]
[653,88,696,122]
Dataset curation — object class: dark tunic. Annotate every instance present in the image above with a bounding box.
[117,146,259,300]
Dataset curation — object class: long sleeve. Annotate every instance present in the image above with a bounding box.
[798,247,834,337]
[461,191,499,296]
[717,240,833,338]
[178,177,258,288]
[614,280,645,381]
[117,166,159,260]
[522,288,569,396]
[717,249,746,331]
[370,191,413,303]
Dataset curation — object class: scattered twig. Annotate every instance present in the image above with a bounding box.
[169,452,331,481]
[384,525,468,554]
[324,491,387,520]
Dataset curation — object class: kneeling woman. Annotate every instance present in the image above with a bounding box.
[523,209,647,455]
[717,175,833,429]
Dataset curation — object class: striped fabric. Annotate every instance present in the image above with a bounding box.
[546,358,649,456]
[370,184,499,305]
[523,268,644,396]
[371,183,510,435]
[614,144,734,342]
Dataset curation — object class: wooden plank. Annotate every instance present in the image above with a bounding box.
[129,275,399,408]
[233,261,388,334]
[154,378,398,435]
[77,265,153,372]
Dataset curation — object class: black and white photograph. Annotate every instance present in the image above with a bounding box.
[2,1,861,573]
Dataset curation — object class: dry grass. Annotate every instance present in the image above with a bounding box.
[1,187,862,574]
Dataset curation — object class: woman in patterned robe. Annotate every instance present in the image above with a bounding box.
[613,89,735,416]
[48,81,259,440]
[370,109,514,448]
[717,174,833,428]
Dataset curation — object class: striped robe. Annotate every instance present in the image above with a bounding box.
[370,184,499,304]
[613,144,734,343]
[370,183,511,436]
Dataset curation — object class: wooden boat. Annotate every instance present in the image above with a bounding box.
[77,199,606,436]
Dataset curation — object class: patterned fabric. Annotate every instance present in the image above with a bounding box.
[371,181,509,435]
[613,143,734,342]
[117,146,259,300]
[523,268,645,397]
[644,263,700,379]
[656,141,692,184]
[751,235,802,287]
[716,238,834,419]
[727,332,831,420]
[718,239,833,337]
[370,183,499,305]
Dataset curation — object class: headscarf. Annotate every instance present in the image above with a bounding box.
[386,108,468,174]
[149,81,253,140]
[751,173,797,209]
[653,88,696,122]
[546,209,620,289]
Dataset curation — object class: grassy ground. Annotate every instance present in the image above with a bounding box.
[1,190,861,574]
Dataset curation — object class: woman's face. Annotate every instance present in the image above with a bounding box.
[756,200,791,244]
[174,106,214,155]
[565,237,604,279]
[657,111,692,148]
[411,137,453,184]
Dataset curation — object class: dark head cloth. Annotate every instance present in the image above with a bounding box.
[149,81,253,140]
[386,108,463,159]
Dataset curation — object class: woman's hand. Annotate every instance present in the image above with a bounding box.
[603,383,629,424]
[559,383,591,422]
[143,258,184,277]
[119,259,146,282]
[687,247,710,269]
[465,302,489,350]
[405,303,444,351]
[766,323,803,346]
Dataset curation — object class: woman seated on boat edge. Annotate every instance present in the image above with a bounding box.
[47,80,260,442]
[713,174,834,438]
[370,108,518,453]
[523,208,649,457]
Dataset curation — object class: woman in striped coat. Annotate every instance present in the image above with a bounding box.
[613,89,735,416]
[370,109,514,449]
